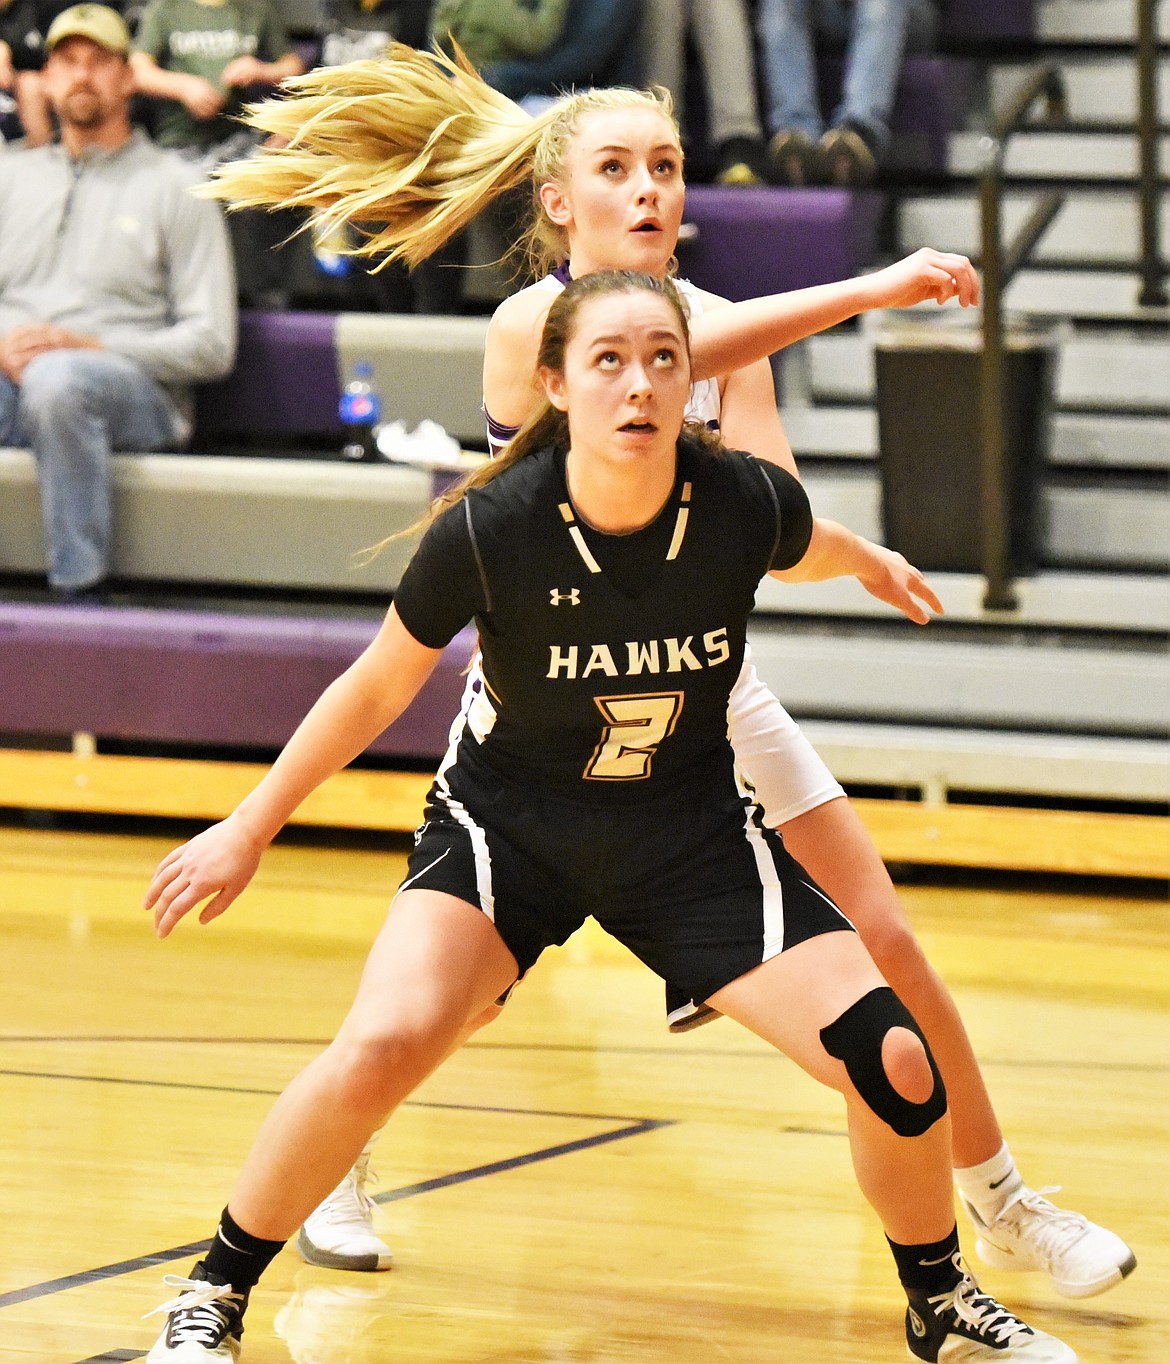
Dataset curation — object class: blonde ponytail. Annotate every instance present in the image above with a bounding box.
[205,42,556,267]
[204,43,678,275]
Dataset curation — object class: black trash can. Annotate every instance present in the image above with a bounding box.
[874,321,1057,575]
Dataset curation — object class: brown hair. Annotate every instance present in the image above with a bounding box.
[204,43,678,278]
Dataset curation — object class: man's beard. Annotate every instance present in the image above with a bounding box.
[59,89,105,129]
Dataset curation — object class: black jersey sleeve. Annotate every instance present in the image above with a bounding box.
[753,461,814,570]
[392,499,486,649]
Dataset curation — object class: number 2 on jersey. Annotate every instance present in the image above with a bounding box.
[585,692,684,780]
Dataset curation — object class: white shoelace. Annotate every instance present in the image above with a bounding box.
[1001,1185,1091,1259]
[928,1254,1030,1346]
[144,1274,242,1344]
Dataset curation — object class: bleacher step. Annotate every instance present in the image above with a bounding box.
[783,404,1170,471]
[1037,0,1170,44]
[1004,268,1170,321]
[799,467,1168,571]
[947,129,1170,180]
[804,331,1170,413]
[899,189,1170,267]
[747,618,1168,735]
[987,55,1170,125]
[754,569,1170,632]
[797,719,1170,805]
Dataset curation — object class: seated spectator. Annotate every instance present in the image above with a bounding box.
[479,0,643,106]
[430,0,568,69]
[129,0,303,166]
[129,0,304,304]
[0,0,79,144]
[639,0,767,186]
[318,0,429,68]
[0,4,235,598]
[757,0,939,186]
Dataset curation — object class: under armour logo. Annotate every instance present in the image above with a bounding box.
[550,588,581,606]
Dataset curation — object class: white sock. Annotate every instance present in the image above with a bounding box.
[954,1140,1025,1223]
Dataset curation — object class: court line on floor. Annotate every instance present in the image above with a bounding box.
[3,1040,1168,1072]
[0,1119,672,1312]
[0,1067,660,1125]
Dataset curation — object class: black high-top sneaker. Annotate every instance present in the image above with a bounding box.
[145,1262,249,1362]
[906,1253,1077,1362]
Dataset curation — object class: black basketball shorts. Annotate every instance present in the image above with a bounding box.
[401,766,855,1006]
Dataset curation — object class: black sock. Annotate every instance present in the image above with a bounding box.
[199,1206,286,1295]
[887,1225,962,1300]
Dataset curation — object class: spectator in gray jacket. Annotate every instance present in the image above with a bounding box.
[0,4,235,597]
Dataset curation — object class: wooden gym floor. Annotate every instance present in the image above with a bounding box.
[0,822,1166,1363]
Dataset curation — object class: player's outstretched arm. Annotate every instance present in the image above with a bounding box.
[772,519,943,625]
[144,606,443,938]
[690,248,980,383]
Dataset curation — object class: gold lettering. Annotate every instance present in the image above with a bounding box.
[547,645,579,679]
[625,640,660,675]
[582,644,620,678]
[703,628,730,667]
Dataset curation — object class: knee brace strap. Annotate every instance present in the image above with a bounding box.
[820,987,947,1138]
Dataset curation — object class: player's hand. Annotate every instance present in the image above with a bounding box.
[144,816,264,938]
[855,542,943,625]
[866,248,980,310]
[220,56,267,89]
[181,74,226,119]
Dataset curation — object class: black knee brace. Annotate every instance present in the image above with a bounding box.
[820,987,947,1138]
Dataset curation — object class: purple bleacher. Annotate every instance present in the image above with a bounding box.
[0,603,468,761]
[194,310,342,443]
[677,187,883,302]
[940,0,1036,43]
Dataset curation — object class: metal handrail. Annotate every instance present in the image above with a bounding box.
[978,65,1068,611]
[1137,0,1167,307]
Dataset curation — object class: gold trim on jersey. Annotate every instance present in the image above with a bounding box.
[665,481,692,561]
[560,480,693,576]
[558,502,603,574]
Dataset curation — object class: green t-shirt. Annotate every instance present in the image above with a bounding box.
[135,0,292,151]
[430,0,568,66]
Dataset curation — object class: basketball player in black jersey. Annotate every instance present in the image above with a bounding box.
[141,272,1075,1364]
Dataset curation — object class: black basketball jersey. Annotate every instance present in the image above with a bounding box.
[394,435,811,803]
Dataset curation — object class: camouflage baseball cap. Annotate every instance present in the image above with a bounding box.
[45,4,132,56]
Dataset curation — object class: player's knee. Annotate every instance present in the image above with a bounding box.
[881,1026,936,1104]
[331,1023,447,1111]
[820,986,947,1138]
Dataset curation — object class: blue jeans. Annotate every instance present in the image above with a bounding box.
[0,349,184,590]
[757,0,938,155]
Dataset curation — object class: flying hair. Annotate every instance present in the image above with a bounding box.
[202,42,677,276]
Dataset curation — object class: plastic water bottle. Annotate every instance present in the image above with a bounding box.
[339,361,381,461]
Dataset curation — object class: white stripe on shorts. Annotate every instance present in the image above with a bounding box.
[734,769,785,961]
[432,661,497,921]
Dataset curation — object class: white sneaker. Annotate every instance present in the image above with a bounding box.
[906,1255,1077,1362]
[297,1148,394,1272]
[144,1272,246,1362]
[962,1185,1136,1299]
